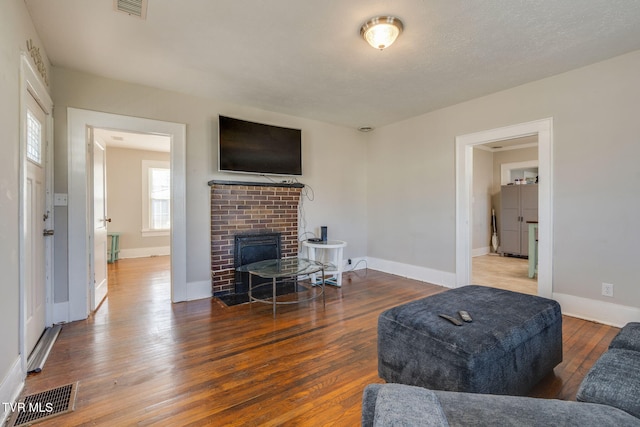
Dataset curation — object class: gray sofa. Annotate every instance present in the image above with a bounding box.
[363,322,640,426]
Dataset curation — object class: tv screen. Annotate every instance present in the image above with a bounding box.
[218,115,302,176]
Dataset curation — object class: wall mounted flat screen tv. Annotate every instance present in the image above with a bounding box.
[218,115,302,176]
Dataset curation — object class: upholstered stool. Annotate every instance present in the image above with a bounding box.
[378,285,562,395]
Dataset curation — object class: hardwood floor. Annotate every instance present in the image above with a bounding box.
[22,257,618,426]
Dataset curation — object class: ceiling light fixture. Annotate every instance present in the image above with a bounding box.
[360,16,404,50]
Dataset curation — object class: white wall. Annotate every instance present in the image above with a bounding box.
[0,0,52,421]
[51,68,368,303]
[106,147,171,257]
[367,50,640,321]
[472,148,493,254]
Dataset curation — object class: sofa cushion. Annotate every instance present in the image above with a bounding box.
[609,322,640,352]
[362,384,640,427]
[434,389,640,427]
[373,384,449,427]
[577,348,640,418]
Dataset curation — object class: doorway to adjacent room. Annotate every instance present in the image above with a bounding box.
[66,109,186,322]
[455,118,553,298]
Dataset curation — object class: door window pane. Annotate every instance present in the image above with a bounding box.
[26,109,42,164]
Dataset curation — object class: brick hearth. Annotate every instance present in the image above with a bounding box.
[209,180,304,295]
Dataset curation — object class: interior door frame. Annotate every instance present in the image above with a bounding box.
[455,118,554,298]
[19,54,54,371]
[67,109,187,321]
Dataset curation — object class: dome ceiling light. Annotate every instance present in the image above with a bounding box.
[360,16,404,50]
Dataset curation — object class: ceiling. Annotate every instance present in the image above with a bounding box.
[93,128,170,153]
[24,0,640,129]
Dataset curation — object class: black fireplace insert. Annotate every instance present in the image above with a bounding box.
[234,232,281,294]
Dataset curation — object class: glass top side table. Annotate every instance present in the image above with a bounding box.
[236,258,328,317]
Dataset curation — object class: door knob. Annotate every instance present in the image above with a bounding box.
[105,218,112,223]
[43,229,54,236]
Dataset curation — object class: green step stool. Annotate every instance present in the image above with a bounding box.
[107,232,121,263]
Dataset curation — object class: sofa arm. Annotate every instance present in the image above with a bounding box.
[362,384,449,427]
[609,322,640,352]
[577,348,640,418]
[362,384,383,427]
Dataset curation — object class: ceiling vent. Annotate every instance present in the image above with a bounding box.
[114,0,147,19]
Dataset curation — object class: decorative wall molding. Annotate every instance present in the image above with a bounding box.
[26,39,48,86]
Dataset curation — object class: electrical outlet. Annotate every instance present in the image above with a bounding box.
[348,259,352,265]
[602,282,614,297]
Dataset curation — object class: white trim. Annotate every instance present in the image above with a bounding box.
[52,301,69,324]
[367,257,456,289]
[554,293,640,328]
[140,230,170,237]
[0,357,24,425]
[472,246,490,257]
[186,280,213,301]
[68,109,187,322]
[455,118,553,298]
[500,160,539,185]
[475,142,538,153]
[119,247,171,259]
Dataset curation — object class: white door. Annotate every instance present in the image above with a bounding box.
[25,92,48,355]
[92,136,109,310]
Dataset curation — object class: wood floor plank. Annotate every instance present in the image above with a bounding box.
[21,256,619,426]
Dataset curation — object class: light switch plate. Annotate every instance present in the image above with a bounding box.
[54,193,68,206]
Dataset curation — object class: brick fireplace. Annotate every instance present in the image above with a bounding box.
[209,180,304,296]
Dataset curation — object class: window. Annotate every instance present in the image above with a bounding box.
[142,160,170,236]
[150,167,170,229]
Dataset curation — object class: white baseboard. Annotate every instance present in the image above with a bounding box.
[186,280,212,301]
[119,246,171,259]
[363,258,634,327]
[553,292,640,328]
[366,257,456,288]
[472,246,490,257]
[0,357,24,425]
[53,301,69,324]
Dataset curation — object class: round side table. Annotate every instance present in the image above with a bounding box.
[302,239,347,287]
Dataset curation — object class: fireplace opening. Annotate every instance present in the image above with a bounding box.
[234,232,281,294]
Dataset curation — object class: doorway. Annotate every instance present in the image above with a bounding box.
[91,128,172,311]
[455,118,553,298]
[67,109,186,322]
[471,140,539,295]
[19,54,54,369]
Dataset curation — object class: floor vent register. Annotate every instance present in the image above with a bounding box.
[8,382,78,427]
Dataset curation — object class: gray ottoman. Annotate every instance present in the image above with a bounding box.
[378,285,562,395]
